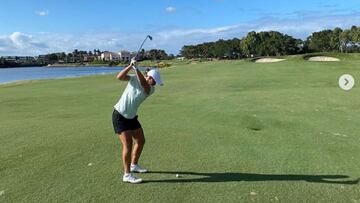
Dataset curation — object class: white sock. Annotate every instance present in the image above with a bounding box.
[124,173,131,177]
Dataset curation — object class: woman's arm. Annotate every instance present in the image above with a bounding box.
[134,67,150,95]
[116,64,133,81]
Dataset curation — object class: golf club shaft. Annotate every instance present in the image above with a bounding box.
[134,35,150,60]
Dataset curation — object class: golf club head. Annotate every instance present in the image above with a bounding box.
[134,35,153,60]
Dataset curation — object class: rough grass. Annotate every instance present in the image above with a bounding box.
[1,57,360,202]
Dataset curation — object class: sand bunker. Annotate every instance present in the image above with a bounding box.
[255,58,286,63]
[307,56,340,61]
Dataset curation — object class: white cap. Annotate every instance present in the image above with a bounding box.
[147,69,163,86]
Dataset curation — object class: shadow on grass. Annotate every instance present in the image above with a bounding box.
[145,171,359,185]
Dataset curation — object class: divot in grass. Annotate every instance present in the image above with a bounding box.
[243,115,264,131]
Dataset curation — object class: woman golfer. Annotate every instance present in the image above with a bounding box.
[112,59,163,184]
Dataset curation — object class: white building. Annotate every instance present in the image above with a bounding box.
[101,51,121,61]
[119,51,139,61]
[100,50,137,62]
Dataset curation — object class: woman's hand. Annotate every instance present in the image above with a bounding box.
[130,58,137,66]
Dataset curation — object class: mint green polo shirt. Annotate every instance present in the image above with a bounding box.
[114,75,155,119]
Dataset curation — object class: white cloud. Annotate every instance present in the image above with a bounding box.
[165,6,176,13]
[0,32,131,56]
[0,32,50,55]
[251,12,360,38]
[157,25,241,39]
[154,11,360,53]
[1,11,359,56]
[36,10,49,16]
[9,32,33,48]
[0,36,15,52]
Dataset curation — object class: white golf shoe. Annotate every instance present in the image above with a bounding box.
[130,164,148,173]
[122,173,142,184]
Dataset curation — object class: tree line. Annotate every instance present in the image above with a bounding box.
[40,49,173,64]
[138,49,175,61]
[180,26,360,59]
[0,48,173,67]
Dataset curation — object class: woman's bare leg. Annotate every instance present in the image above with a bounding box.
[131,128,145,165]
[118,131,133,173]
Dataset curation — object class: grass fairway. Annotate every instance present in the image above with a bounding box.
[1,55,360,202]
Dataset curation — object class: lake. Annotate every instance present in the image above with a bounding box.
[0,66,135,84]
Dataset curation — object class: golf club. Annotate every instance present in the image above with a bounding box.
[134,35,153,61]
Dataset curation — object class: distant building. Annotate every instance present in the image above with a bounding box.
[130,52,137,59]
[2,56,36,63]
[3,56,16,62]
[118,50,130,61]
[83,55,96,62]
[101,51,121,61]
[119,51,138,61]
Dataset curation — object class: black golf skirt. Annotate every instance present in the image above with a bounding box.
[112,109,142,134]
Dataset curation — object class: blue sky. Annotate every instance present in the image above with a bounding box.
[0,0,359,56]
